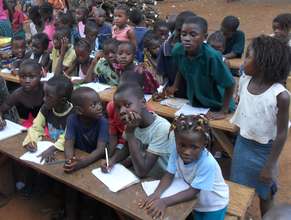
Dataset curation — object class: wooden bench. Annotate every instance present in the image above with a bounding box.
[0,133,255,220]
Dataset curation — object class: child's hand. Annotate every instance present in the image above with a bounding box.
[138,193,160,209]
[123,111,142,131]
[60,37,69,57]
[24,142,37,152]
[0,117,6,131]
[146,199,166,219]
[207,111,228,120]
[164,86,177,97]
[37,146,57,163]
[100,159,114,173]
[63,157,83,173]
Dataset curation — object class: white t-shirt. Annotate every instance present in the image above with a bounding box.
[231,75,288,144]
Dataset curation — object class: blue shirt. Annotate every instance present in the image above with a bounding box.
[134,26,148,62]
[97,22,112,50]
[65,113,109,153]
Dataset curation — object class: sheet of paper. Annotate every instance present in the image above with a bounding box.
[144,94,152,102]
[175,104,209,116]
[81,82,111,93]
[160,98,189,109]
[71,76,83,81]
[1,68,11,74]
[92,164,140,192]
[0,120,26,141]
[20,141,54,165]
[142,178,190,198]
[41,72,54,82]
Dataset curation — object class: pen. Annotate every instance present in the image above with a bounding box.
[105,147,109,168]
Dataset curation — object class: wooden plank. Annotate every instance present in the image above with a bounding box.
[0,72,20,83]
[228,59,243,69]
[211,128,234,157]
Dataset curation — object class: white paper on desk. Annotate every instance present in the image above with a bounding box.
[142,178,190,198]
[160,98,189,109]
[175,104,209,116]
[71,76,83,81]
[0,120,26,141]
[144,94,152,102]
[1,68,11,74]
[20,141,54,165]
[81,82,111,93]
[41,72,54,82]
[92,164,140,192]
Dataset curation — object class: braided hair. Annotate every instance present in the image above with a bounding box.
[169,114,211,148]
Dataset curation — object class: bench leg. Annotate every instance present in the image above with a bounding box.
[211,128,234,158]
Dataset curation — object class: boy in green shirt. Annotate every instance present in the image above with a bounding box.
[168,16,235,119]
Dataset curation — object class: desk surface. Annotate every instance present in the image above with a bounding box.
[0,133,196,220]
[0,71,20,83]
[99,88,237,133]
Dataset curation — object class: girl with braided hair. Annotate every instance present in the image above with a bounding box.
[139,114,229,220]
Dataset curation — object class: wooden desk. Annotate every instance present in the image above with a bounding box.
[0,71,20,83]
[228,59,243,69]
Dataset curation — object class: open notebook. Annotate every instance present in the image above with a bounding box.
[20,141,54,165]
[81,82,111,93]
[142,178,190,198]
[92,164,140,192]
[0,120,26,141]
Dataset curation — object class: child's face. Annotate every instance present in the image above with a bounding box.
[148,40,161,58]
[53,36,62,50]
[75,9,86,22]
[85,29,98,42]
[116,44,134,67]
[113,9,128,27]
[43,84,62,110]
[156,26,169,42]
[75,47,90,64]
[243,46,256,76]
[272,21,289,41]
[93,9,105,26]
[12,40,26,59]
[32,39,45,56]
[103,44,117,66]
[181,23,205,55]
[175,131,205,164]
[78,92,103,119]
[209,41,224,53]
[19,66,41,92]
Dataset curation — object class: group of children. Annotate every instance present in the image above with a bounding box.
[0,1,291,219]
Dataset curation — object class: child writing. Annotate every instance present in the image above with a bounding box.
[230,35,290,216]
[272,13,291,46]
[139,115,229,220]
[23,74,74,163]
[112,4,136,49]
[75,6,89,38]
[100,83,173,178]
[0,59,43,129]
[168,16,235,119]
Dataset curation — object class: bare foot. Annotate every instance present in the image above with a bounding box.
[0,192,9,208]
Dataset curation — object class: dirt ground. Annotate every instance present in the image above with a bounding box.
[1,1,291,220]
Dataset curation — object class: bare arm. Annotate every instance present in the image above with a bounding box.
[127,28,137,51]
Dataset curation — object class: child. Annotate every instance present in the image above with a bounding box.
[112,4,136,49]
[207,31,225,54]
[153,19,169,43]
[0,59,43,129]
[169,16,235,119]
[230,35,290,216]
[129,8,148,63]
[25,33,50,71]
[50,28,76,74]
[95,38,119,85]
[115,41,159,94]
[0,0,12,37]
[272,13,291,46]
[91,7,112,50]
[48,0,67,12]
[84,19,99,58]
[40,3,55,50]
[139,115,229,220]
[220,15,245,59]
[100,83,173,178]
[75,6,88,38]
[27,6,42,37]
[7,0,25,38]
[23,74,73,162]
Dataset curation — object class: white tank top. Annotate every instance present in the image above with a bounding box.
[231,75,288,144]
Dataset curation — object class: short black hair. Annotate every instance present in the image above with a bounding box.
[39,2,53,21]
[77,6,89,16]
[114,82,144,100]
[103,38,119,51]
[143,30,161,49]
[129,8,144,25]
[57,11,75,27]
[250,35,291,83]
[120,70,144,88]
[75,38,91,51]
[19,59,41,75]
[12,35,25,43]
[221,16,240,31]
[207,31,225,46]
[175,11,196,32]
[54,27,71,40]
[28,5,41,26]
[273,13,291,31]
[114,4,129,16]
[71,87,99,107]
[46,75,73,101]
[153,19,169,32]
[117,41,135,54]
[183,16,208,34]
[32,33,49,50]
[85,19,98,32]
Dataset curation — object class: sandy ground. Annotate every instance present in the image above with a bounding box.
[1,1,291,220]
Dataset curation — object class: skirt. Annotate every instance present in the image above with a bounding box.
[0,20,12,37]
[230,135,278,200]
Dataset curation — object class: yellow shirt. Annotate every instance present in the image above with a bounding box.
[50,45,76,73]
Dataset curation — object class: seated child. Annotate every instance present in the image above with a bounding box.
[169,16,235,119]
[23,74,73,162]
[27,6,43,38]
[272,13,291,46]
[92,7,112,50]
[153,19,170,43]
[139,115,229,220]
[75,6,89,38]
[25,33,50,71]
[7,0,25,38]
[115,41,159,94]
[39,3,55,50]
[50,28,76,74]
[101,83,174,178]
[0,59,43,129]
[129,8,148,63]
[220,15,245,59]
[95,38,119,85]
[84,19,99,58]
[112,4,136,48]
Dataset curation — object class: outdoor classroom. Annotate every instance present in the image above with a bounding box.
[0,0,291,220]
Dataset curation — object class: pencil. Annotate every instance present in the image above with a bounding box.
[105,147,109,168]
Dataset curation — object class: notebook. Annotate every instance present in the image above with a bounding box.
[81,82,111,93]
[20,141,54,165]
[142,178,190,198]
[160,98,189,109]
[0,120,26,141]
[175,104,209,116]
[92,164,140,192]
